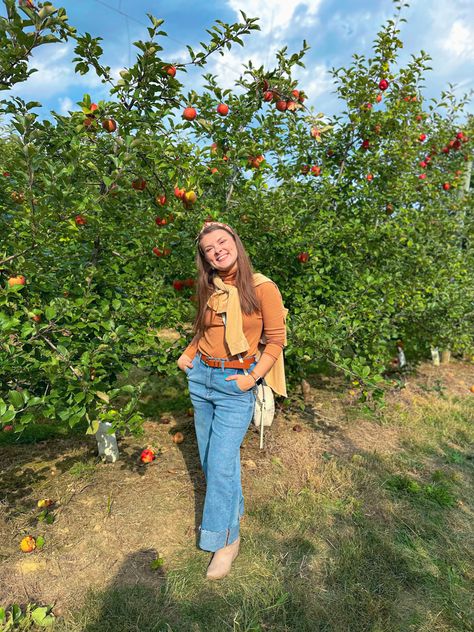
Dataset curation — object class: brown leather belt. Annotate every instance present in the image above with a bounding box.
[200,355,256,370]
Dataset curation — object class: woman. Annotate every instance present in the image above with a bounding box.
[177,221,287,580]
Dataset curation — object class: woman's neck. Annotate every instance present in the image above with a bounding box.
[217,262,238,284]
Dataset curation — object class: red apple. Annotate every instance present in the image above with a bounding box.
[8,275,26,287]
[375,94,382,103]
[3,425,14,432]
[155,216,167,226]
[183,107,197,121]
[132,178,146,191]
[361,139,370,150]
[419,133,426,142]
[90,103,98,112]
[3,171,10,177]
[419,161,427,168]
[165,65,176,77]
[442,182,451,191]
[174,186,185,199]
[275,100,287,112]
[210,167,219,174]
[441,146,449,154]
[366,173,373,181]
[263,91,273,102]
[311,165,321,176]
[156,194,166,206]
[418,173,427,180]
[217,103,229,116]
[456,132,464,140]
[75,214,86,226]
[102,118,117,133]
[286,100,297,112]
[19,536,36,552]
[140,448,156,463]
[173,280,184,291]
[378,79,389,91]
[297,252,309,263]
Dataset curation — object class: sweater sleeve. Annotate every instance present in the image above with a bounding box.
[257,281,286,360]
[183,334,200,360]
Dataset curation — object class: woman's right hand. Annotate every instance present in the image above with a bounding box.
[177,353,194,373]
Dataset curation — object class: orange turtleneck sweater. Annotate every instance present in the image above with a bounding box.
[184,269,286,361]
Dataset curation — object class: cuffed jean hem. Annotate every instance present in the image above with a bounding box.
[199,521,241,552]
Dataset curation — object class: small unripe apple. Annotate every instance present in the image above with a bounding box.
[275,100,287,112]
[183,107,197,121]
[172,431,184,444]
[102,118,117,133]
[165,65,176,77]
[217,103,229,116]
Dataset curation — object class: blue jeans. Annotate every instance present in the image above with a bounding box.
[185,352,257,552]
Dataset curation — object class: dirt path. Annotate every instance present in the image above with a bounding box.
[1,360,473,615]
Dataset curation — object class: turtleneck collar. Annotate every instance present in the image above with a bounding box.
[217,262,238,285]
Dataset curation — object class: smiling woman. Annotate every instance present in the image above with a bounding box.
[177,221,287,580]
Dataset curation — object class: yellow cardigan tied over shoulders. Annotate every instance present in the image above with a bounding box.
[207,273,288,397]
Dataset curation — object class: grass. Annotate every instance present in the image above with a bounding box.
[52,389,473,632]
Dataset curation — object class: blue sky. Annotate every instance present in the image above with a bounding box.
[6,0,474,118]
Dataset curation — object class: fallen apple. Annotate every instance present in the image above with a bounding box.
[172,432,184,444]
[20,535,36,553]
[140,448,156,463]
[292,424,302,432]
[37,499,54,508]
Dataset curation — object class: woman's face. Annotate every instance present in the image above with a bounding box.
[200,229,238,272]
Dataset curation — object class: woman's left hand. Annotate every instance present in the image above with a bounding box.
[225,373,255,392]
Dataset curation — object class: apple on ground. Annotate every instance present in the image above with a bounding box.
[20,536,36,553]
[292,424,302,432]
[8,275,26,287]
[140,448,156,463]
[173,432,184,444]
[217,103,229,116]
[37,499,54,508]
[183,107,197,121]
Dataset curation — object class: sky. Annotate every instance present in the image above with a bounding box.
[4,0,474,119]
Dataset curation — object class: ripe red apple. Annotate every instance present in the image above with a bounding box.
[366,173,373,181]
[375,94,382,103]
[419,161,427,168]
[297,252,309,263]
[102,118,117,133]
[419,133,426,142]
[378,79,389,91]
[361,139,370,150]
[452,139,461,150]
[75,214,86,226]
[8,275,26,287]
[173,280,184,291]
[3,425,14,432]
[456,132,464,140]
[263,91,273,102]
[286,100,297,112]
[311,165,321,176]
[32,314,41,323]
[442,182,451,191]
[156,194,166,206]
[140,448,155,463]
[210,167,219,174]
[165,65,176,77]
[90,103,98,112]
[291,89,300,100]
[183,107,197,121]
[441,146,449,154]
[155,216,167,226]
[217,103,229,116]
[364,102,373,109]
[132,178,146,191]
[172,432,184,444]
[418,173,427,180]
[3,171,10,177]
[174,186,185,199]
[275,100,287,112]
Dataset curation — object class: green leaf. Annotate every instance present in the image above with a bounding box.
[36,535,46,548]
[86,419,100,435]
[8,390,24,408]
[45,306,57,320]
[150,557,164,570]
[31,605,55,627]
[95,391,110,403]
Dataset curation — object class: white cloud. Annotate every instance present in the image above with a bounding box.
[440,20,474,59]
[227,0,323,36]
[58,96,74,115]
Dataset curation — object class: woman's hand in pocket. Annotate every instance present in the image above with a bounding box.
[225,373,255,392]
[177,353,194,373]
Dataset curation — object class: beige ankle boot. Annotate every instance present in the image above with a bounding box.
[206,537,240,580]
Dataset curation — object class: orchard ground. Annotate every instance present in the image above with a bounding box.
[1,359,473,632]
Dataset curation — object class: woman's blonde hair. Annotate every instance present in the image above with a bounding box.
[193,223,259,337]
